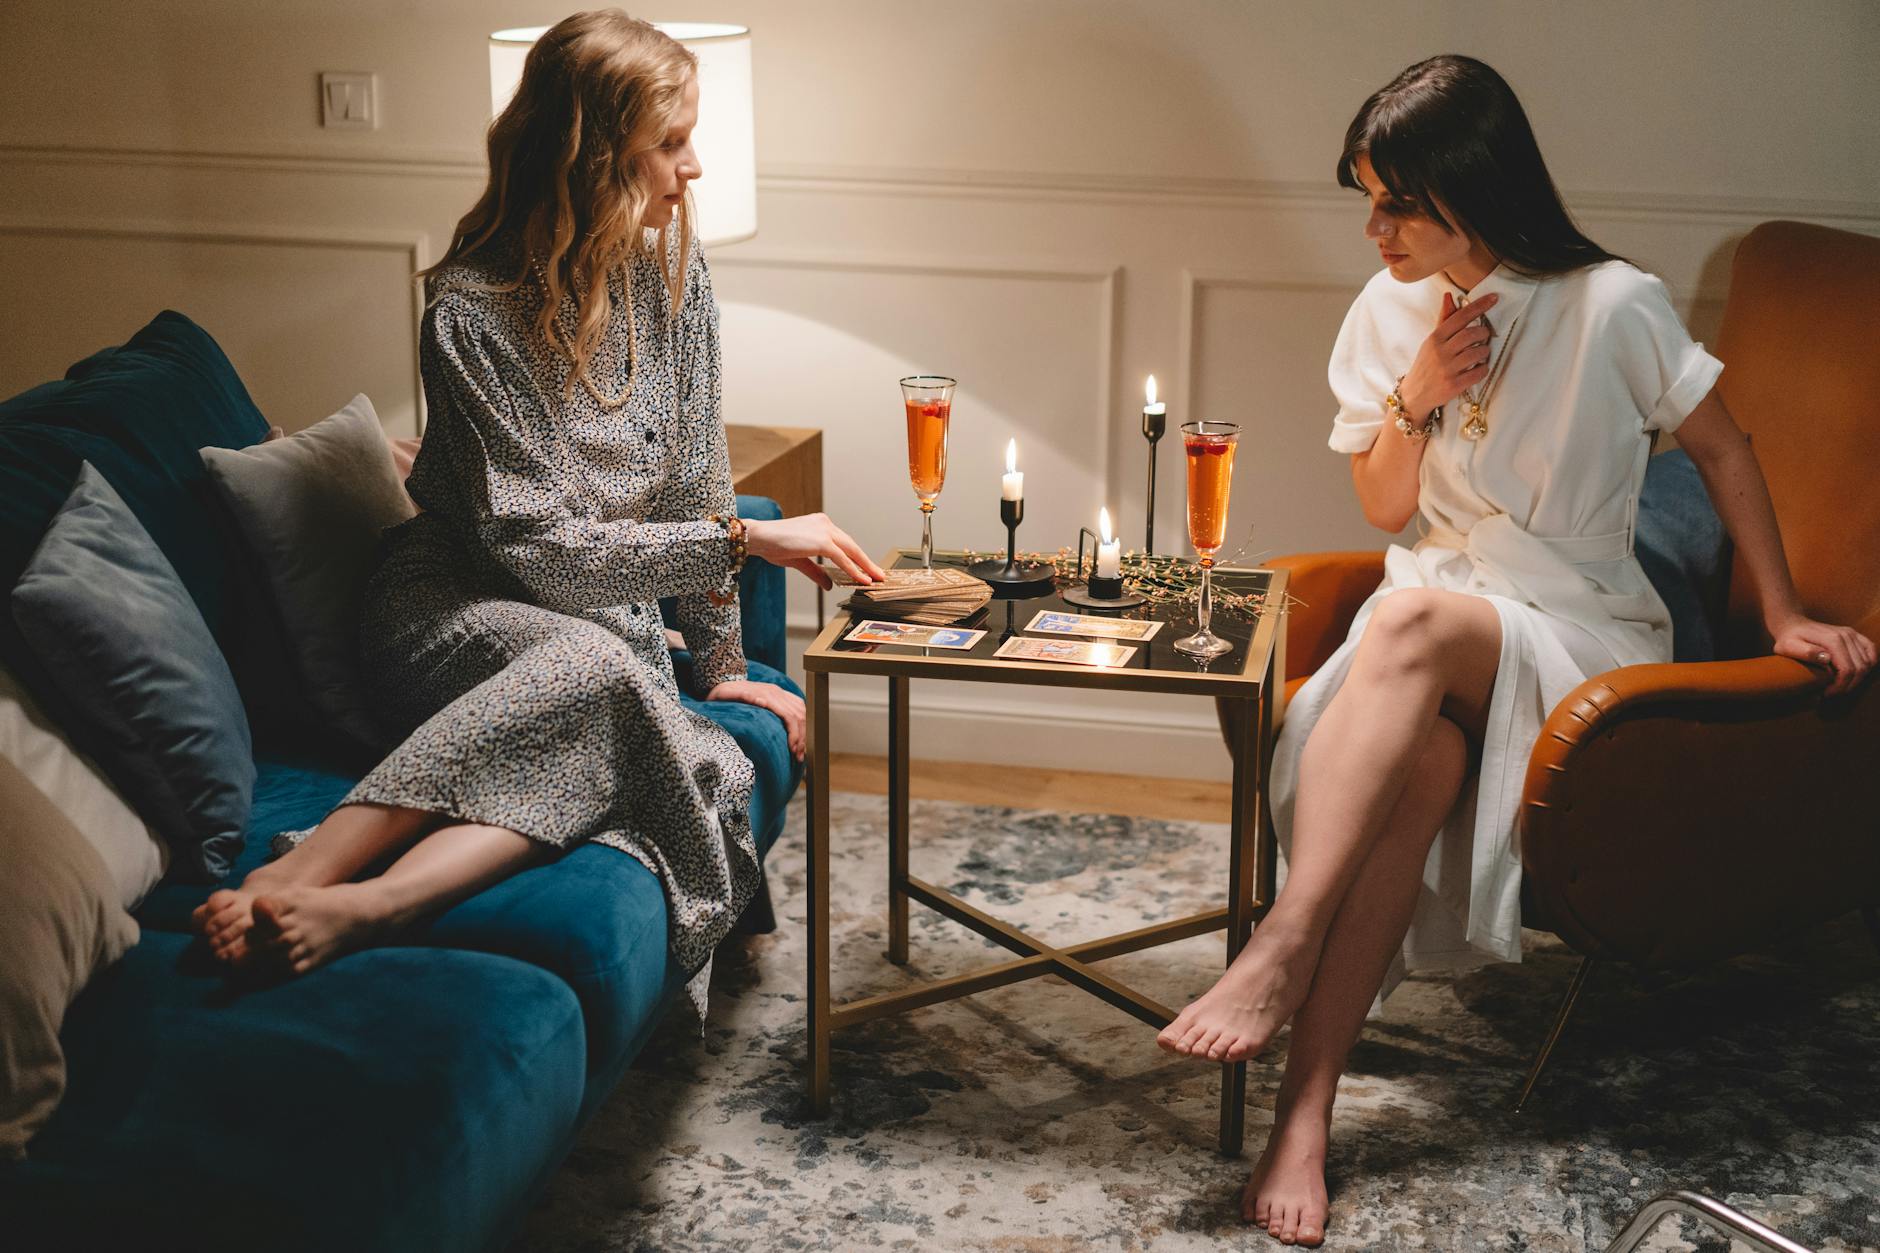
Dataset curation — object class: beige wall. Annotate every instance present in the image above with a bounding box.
[3,1,1876,777]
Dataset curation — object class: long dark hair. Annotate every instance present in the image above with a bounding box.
[1337,55,1622,275]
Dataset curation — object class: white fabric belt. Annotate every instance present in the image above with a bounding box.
[1424,519,1631,566]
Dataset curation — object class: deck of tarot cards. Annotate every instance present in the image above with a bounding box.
[835,566,994,626]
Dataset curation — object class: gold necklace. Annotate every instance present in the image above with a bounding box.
[1458,309,1523,441]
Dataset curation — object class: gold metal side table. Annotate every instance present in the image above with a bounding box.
[800,551,1287,1155]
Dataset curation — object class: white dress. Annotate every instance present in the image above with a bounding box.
[1269,260,1723,993]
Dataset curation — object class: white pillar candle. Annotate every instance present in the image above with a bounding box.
[1001,438,1023,501]
[1143,374,1166,420]
[1096,507,1121,578]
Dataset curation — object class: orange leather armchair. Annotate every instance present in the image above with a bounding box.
[1230,222,1880,1106]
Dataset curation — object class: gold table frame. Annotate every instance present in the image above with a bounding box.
[799,554,1287,1155]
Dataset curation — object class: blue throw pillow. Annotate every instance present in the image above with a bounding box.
[1635,449,1731,663]
[11,464,254,881]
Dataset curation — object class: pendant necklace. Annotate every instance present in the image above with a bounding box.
[1458,307,1524,441]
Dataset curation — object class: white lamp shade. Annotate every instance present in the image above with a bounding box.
[489,22,756,247]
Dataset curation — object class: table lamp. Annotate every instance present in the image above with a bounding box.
[489,22,757,246]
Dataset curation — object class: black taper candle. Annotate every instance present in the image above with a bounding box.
[1142,402,1166,555]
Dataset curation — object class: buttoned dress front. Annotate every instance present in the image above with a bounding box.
[1270,260,1723,994]
[334,234,757,1013]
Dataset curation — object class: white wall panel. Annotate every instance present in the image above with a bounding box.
[0,221,426,436]
[1,0,1876,776]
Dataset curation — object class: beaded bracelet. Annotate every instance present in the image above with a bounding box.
[705,513,747,606]
[1385,376,1440,442]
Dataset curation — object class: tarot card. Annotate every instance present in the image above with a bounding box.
[1024,610,1163,642]
[845,619,986,649]
[993,636,1137,667]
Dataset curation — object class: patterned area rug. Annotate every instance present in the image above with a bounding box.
[510,793,1880,1251]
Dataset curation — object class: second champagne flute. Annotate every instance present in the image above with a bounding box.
[899,375,955,572]
[1174,420,1239,659]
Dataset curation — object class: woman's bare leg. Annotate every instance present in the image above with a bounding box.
[1244,716,1468,1245]
[1159,588,1500,1062]
[193,802,440,964]
[248,822,550,976]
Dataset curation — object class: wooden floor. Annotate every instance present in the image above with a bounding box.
[827,753,1233,824]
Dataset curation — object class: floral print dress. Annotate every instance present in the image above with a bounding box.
[339,232,757,1013]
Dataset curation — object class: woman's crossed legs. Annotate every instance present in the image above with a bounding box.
[1156,587,1503,1244]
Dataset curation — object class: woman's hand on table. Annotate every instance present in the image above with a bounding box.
[1769,612,1877,698]
[706,679,806,759]
[745,513,886,589]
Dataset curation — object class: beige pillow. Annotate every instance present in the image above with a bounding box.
[200,395,416,750]
[0,666,167,910]
[0,753,139,1159]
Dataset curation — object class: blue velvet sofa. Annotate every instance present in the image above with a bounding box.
[0,312,803,1252]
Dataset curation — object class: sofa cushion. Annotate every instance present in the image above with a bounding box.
[200,395,416,751]
[2,930,587,1253]
[134,659,802,1083]
[418,658,803,1080]
[0,312,270,678]
[12,465,254,881]
[135,753,361,933]
[1,664,167,910]
[0,754,140,1160]
[1636,448,1730,662]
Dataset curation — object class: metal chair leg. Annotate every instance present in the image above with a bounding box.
[1513,955,1596,1114]
[1604,1189,1813,1253]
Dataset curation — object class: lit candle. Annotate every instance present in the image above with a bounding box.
[1143,374,1166,423]
[1096,507,1121,578]
[1001,438,1023,502]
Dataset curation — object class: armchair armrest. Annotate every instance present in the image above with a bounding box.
[1520,656,1880,969]
[1215,550,1384,758]
[1267,551,1385,682]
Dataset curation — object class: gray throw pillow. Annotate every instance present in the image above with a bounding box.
[200,395,415,750]
[11,464,254,881]
[1635,449,1731,663]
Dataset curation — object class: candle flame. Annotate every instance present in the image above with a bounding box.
[1145,375,1158,407]
[1099,507,1113,544]
[1005,438,1017,474]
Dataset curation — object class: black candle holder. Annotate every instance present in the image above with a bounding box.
[968,497,1056,598]
[1062,525,1147,611]
[1142,404,1166,556]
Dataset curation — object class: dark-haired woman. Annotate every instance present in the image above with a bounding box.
[1156,55,1873,1244]
[190,12,885,1009]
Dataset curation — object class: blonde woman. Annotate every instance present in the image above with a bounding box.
[190,10,883,1009]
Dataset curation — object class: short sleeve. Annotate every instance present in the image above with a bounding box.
[1604,270,1724,435]
[1326,282,1399,454]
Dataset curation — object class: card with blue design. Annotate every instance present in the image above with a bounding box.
[1024,610,1162,642]
[846,619,986,649]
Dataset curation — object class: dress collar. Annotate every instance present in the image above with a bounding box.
[1443,263,1541,334]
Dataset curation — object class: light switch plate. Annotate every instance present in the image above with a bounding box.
[320,72,377,130]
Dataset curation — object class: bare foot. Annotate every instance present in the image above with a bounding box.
[191,863,299,967]
[1242,1103,1331,1245]
[249,884,397,977]
[1157,930,1317,1063]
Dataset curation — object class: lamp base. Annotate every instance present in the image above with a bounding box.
[967,559,1057,599]
[1061,583,1148,611]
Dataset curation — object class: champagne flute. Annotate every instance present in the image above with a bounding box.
[899,375,955,572]
[1174,420,1239,659]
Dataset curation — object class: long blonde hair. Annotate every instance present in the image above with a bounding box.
[425,10,696,404]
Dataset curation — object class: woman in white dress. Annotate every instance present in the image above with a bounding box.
[1156,55,1875,1245]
